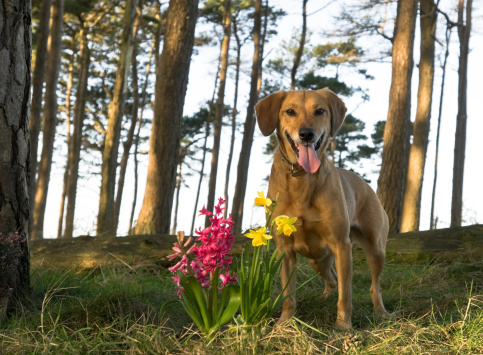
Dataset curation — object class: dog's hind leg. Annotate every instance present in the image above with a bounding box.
[352,227,389,316]
[364,245,388,315]
[309,249,337,297]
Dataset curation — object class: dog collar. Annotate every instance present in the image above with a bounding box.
[278,148,307,178]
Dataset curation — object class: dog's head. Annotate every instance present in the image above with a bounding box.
[255,88,347,174]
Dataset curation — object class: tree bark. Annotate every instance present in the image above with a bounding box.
[451,0,472,227]
[64,20,89,239]
[31,0,65,240]
[400,0,437,232]
[430,25,451,230]
[171,162,182,235]
[134,0,199,234]
[29,0,52,214]
[0,0,32,300]
[290,0,308,90]
[114,0,143,233]
[205,0,232,227]
[231,0,262,235]
[97,0,137,236]
[128,41,156,235]
[223,18,242,218]
[376,0,418,234]
[57,42,76,239]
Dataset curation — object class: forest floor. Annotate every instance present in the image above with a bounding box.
[1,226,483,353]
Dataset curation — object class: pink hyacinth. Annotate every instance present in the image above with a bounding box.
[168,198,237,297]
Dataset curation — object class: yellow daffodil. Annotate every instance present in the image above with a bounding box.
[275,215,297,236]
[254,191,272,212]
[245,226,272,246]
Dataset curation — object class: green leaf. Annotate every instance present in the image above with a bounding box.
[214,283,241,329]
[179,293,205,331]
[185,276,212,330]
[178,288,205,331]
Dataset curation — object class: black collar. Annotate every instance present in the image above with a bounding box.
[278,148,307,177]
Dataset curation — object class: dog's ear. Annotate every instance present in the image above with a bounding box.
[318,88,347,137]
[255,90,287,136]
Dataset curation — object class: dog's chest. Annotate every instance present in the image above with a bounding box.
[275,204,333,259]
[289,217,332,259]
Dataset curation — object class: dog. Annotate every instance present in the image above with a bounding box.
[255,88,389,330]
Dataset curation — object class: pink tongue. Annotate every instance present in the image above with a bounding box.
[298,143,321,173]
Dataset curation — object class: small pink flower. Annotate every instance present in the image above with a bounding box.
[198,205,212,216]
[219,272,237,289]
[167,253,179,261]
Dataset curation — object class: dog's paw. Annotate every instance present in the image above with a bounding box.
[335,318,352,331]
[323,287,336,298]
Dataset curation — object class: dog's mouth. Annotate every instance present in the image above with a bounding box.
[285,132,324,155]
[285,132,324,174]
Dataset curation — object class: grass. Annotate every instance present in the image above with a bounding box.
[1,247,483,354]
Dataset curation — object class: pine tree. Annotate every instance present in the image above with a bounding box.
[134,0,199,234]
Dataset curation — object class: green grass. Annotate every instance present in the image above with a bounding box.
[1,248,483,354]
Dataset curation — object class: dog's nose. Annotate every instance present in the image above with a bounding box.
[299,128,315,142]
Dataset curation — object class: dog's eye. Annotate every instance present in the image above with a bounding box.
[285,109,296,116]
[315,108,325,115]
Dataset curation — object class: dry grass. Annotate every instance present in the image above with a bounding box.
[1,248,483,354]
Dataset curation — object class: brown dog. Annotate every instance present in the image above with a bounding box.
[255,88,389,330]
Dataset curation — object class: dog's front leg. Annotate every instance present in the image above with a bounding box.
[333,239,353,330]
[277,248,297,324]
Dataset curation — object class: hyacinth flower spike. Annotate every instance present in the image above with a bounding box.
[166,198,240,336]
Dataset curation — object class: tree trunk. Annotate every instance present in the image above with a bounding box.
[231,0,262,235]
[430,26,452,230]
[223,18,242,218]
[29,0,52,215]
[57,44,76,239]
[134,0,199,234]
[128,41,156,235]
[205,0,232,227]
[0,0,32,301]
[153,0,162,68]
[128,144,139,235]
[400,0,437,232]
[451,0,472,227]
[189,53,221,236]
[171,162,182,235]
[97,0,137,236]
[114,0,143,233]
[64,21,89,239]
[376,0,418,234]
[190,117,210,236]
[290,0,308,90]
[31,0,65,240]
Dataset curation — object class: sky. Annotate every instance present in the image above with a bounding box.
[42,0,482,238]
